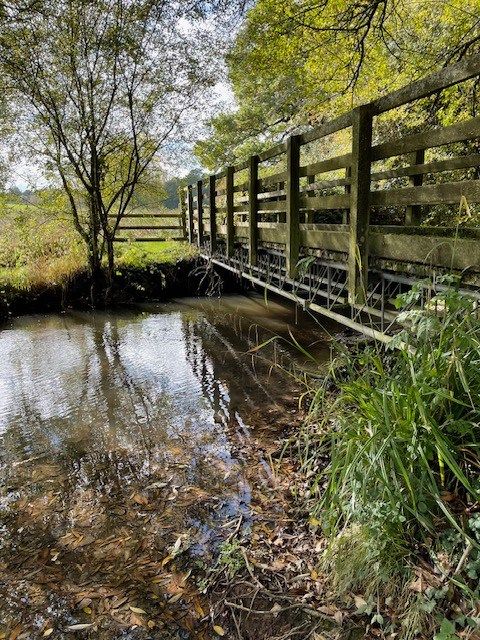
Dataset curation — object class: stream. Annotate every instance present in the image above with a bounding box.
[0,294,336,639]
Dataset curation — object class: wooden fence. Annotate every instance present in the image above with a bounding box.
[112,205,186,243]
[185,56,480,304]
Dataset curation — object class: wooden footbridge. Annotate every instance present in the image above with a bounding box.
[182,57,480,341]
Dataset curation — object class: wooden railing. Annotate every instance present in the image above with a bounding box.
[185,56,480,302]
[112,206,186,243]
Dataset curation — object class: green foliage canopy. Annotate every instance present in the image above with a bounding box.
[195,0,480,169]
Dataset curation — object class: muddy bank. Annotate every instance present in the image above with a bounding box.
[0,259,243,319]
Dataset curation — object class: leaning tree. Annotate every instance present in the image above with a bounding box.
[0,0,242,295]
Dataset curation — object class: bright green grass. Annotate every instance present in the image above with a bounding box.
[115,240,198,269]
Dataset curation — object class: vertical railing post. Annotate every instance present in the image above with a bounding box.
[187,184,194,244]
[343,166,351,225]
[286,135,301,279]
[226,165,235,257]
[197,179,203,248]
[348,104,373,305]
[306,175,315,223]
[405,149,424,225]
[209,174,217,254]
[178,187,187,239]
[248,155,259,267]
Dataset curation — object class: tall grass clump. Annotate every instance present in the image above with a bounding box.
[301,279,480,636]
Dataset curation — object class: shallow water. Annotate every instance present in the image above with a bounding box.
[0,294,335,639]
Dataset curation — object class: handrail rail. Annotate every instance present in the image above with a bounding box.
[184,57,480,305]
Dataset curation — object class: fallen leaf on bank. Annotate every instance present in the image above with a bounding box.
[129,606,147,614]
[43,629,54,637]
[132,494,149,506]
[193,599,205,617]
[168,593,183,604]
[213,625,226,636]
[66,624,94,631]
[9,625,22,640]
[147,621,155,629]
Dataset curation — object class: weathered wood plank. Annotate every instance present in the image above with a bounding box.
[187,185,194,244]
[258,171,288,188]
[117,226,182,230]
[286,135,301,278]
[370,180,480,206]
[371,153,480,181]
[372,116,480,161]
[197,180,204,248]
[299,194,350,209]
[299,177,351,192]
[113,237,185,242]
[299,112,353,145]
[226,166,235,256]
[249,155,259,266]
[209,174,217,253]
[369,232,480,272]
[258,226,287,244]
[300,153,352,178]
[406,150,425,225]
[257,201,287,212]
[348,105,373,304]
[372,55,480,115]
[370,224,480,239]
[258,142,287,162]
[299,228,349,253]
[109,213,182,219]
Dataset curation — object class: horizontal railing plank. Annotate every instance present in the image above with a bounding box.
[116,225,182,230]
[369,232,480,272]
[371,153,480,180]
[113,237,186,242]
[258,171,288,187]
[299,177,351,191]
[370,224,480,239]
[258,201,287,212]
[300,153,352,177]
[370,180,480,206]
[299,194,350,209]
[372,116,480,161]
[299,112,353,145]
[299,227,349,253]
[258,142,287,162]
[372,55,480,115]
[109,213,182,219]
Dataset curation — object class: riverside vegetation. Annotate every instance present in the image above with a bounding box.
[194,281,480,640]
[0,193,197,316]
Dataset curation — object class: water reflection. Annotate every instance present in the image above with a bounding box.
[0,295,334,639]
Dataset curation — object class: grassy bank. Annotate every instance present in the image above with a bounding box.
[0,199,198,314]
[197,283,480,640]
[294,282,480,639]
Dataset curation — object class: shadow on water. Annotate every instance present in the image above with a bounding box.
[0,294,335,639]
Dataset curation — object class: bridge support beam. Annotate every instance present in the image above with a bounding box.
[348,105,373,305]
[248,155,259,267]
[286,135,301,279]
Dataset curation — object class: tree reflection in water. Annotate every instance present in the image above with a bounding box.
[0,296,333,638]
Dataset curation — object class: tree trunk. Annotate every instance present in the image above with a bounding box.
[88,197,103,305]
[105,234,115,299]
